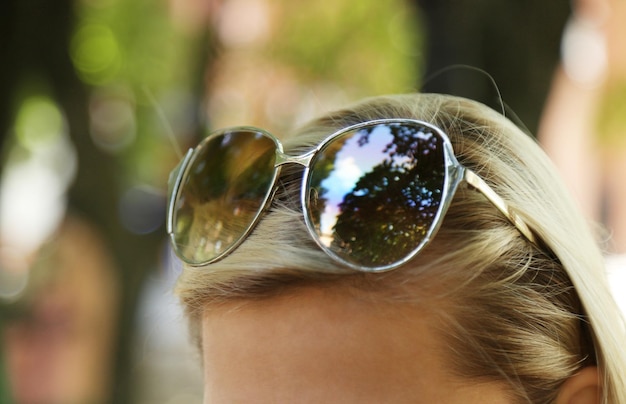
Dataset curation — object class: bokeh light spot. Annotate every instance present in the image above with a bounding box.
[71,23,121,84]
[89,88,136,153]
[15,96,65,150]
[119,185,166,235]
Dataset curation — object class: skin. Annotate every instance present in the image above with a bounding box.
[201,286,514,403]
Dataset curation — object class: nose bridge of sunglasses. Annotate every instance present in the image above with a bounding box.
[274,149,316,167]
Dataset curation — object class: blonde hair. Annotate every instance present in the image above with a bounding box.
[176,93,626,403]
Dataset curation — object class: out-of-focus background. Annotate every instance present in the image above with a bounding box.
[0,0,624,403]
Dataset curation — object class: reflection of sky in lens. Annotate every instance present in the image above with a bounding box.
[318,125,411,240]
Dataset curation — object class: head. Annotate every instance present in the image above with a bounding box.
[172,93,626,403]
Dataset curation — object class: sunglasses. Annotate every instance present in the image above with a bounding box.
[167,119,537,272]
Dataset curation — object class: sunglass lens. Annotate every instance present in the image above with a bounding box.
[306,123,446,269]
[172,130,277,265]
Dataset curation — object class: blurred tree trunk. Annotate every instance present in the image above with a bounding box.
[414,0,570,134]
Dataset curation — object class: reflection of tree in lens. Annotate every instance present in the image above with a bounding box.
[307,137,346,225]
[331,124,445,267]
[173,135,229,256]
[175,131,276,263]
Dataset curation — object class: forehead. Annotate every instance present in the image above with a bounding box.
[200,287,510,403]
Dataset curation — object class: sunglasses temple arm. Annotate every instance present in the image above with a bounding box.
[464,169,538,246]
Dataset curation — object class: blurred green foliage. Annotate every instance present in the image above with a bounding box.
[274,0,421,95]
[69,0,202,188]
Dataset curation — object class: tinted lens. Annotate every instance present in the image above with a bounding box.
[171,130,277,264]
[306,123,446,268]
